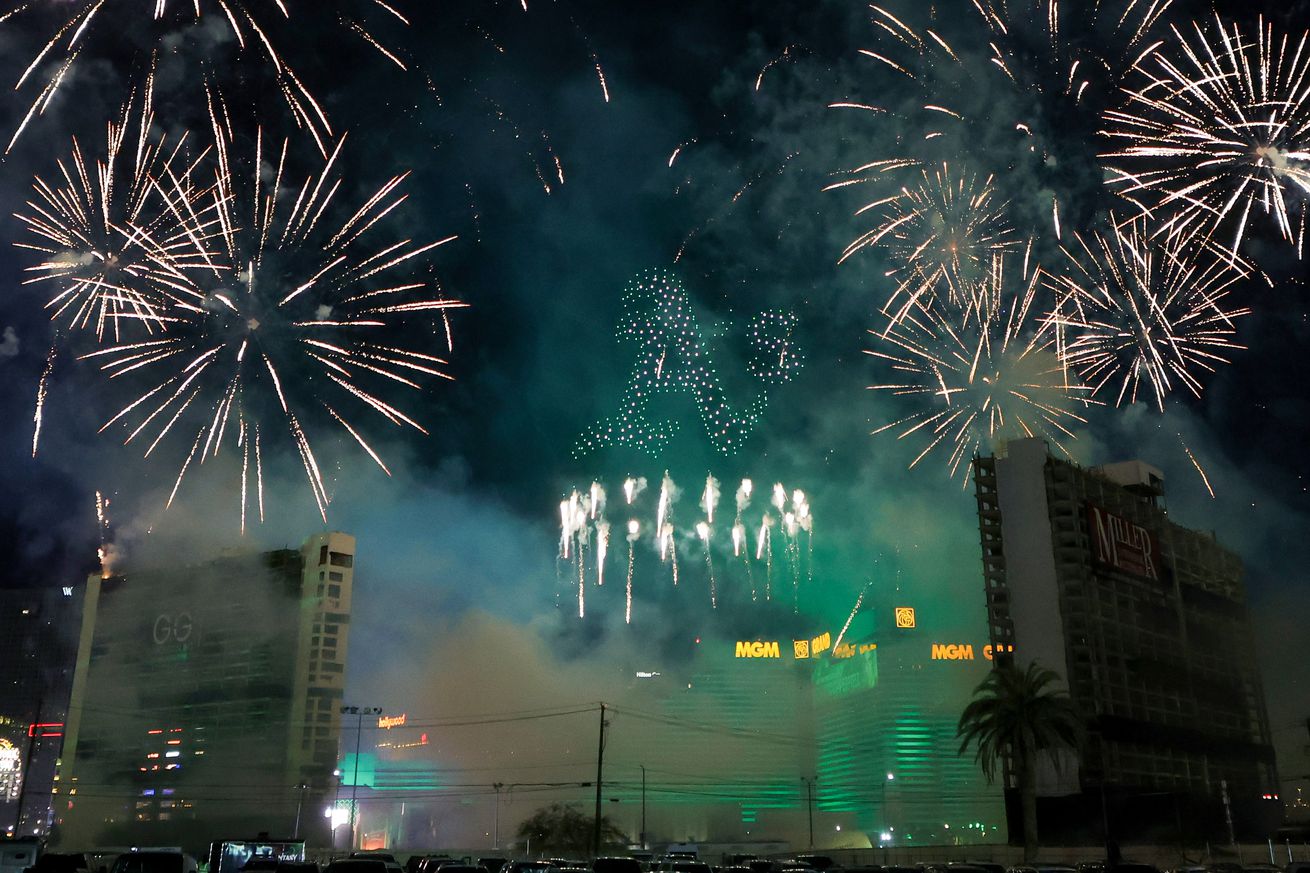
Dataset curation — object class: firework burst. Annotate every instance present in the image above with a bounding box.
[1,0,409,154]
[1045,213,1251,411]
[974,0,1174,107]
[79,102,465,527]
[1102,15,1310,257]
[840,162,1018,326]
[15,81,209,341]
[867,253,1090,480]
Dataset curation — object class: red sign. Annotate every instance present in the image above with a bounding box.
[28,723,64,738]
[1086,504,1161,581]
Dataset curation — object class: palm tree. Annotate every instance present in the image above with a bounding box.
[957,661,1083,862]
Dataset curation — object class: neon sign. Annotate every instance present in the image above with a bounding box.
[377,714,407,729]
[735,641,781,659]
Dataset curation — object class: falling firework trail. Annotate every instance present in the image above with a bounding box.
[1179,433,1215,498]
[625,519,638,624]
[784,511,801,614]
[596,519,609,586]
[670,532,679,587]
[756,515,773,600]
[702,473,719,524]
[832,581,872,654]
[32,342,56,456]
[697,521,716,608]
[94,489,112,577]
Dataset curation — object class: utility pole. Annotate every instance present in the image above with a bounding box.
[802,777,814,849]
[640,765,647,850]
[493,783,504,849]
[341,705,381,850]
[593,704,608,858]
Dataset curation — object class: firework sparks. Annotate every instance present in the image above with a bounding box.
[696,520,716,608]
[32,342,56,456]
[702,473,719,524]
[16,84,208,342]
[1178,433,1215,498]
[867,253,1092,480]
[1,0,408,154]
[1045,213,1251,410]
[82,111,465,525]
[1102,15,1310,257]
[555,474,813,620]
[973,0,1174,105]
[625,519,638,624]
[595,519,609,586]
[841,163,1019,326]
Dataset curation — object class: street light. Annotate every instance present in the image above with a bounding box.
[801,777,815,849]
[293,783,309,838]
[340,705,382,850]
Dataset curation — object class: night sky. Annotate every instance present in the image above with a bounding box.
[1,0,1310,833]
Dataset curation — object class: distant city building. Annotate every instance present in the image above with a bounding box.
[338,610,1005,852]
[59,532,356,850]
[0,584,82,838]
[973,438,1279,842]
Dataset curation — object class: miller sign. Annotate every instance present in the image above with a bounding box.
[736,640,781,659]
[1087,504,1161,581]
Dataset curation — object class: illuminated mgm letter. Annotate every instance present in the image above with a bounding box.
[573,268,801,458]
[931,643,975,660]
[736,640,782,658]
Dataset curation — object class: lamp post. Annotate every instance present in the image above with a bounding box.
[293,782,309,838]
[801,777,815,849]
[340,705,382,850]
[640,765,647,850]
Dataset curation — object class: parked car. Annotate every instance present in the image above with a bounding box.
[665,864,711,873]
[477,860,508,873]
[957,863,1003,873]
[417,858,459,873]
[432,865,486,873]
[593,860,642,873]
[32,855,90,873]
[325,860,392,873]
[504,864,551,873]
[796,859,835,872]
[109,854,198,873]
